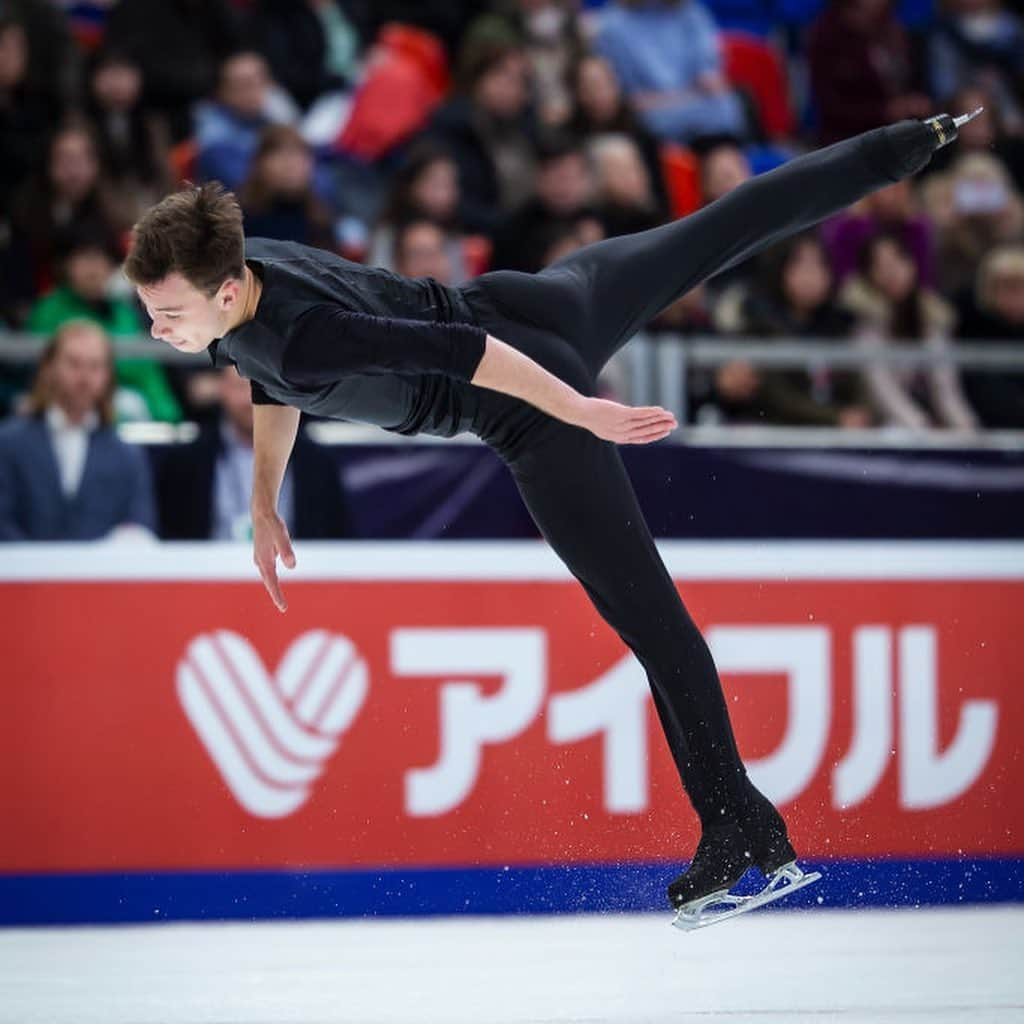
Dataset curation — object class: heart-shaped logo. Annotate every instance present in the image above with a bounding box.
[176,629,369,818]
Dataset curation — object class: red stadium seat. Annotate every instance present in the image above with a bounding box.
[722,32,796,139]
[659,143,701,219]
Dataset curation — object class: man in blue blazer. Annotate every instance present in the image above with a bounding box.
[156,365,350,540]
[0,321,157,541]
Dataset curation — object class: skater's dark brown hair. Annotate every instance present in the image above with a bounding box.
[125,181,245,297]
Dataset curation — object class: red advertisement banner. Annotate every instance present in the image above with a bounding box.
[2,543,1021,874]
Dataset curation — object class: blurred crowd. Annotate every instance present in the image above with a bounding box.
[0,0,1023,541]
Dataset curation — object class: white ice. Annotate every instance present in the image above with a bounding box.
[2,906,1022,1024]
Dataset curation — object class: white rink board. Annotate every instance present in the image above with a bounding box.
[2,906,1022,1024]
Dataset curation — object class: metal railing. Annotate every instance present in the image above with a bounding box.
[4,331,1023,449]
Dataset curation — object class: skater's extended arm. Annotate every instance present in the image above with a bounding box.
[251,402,300,612]
[281,303,677,443]
[471,334,678,444]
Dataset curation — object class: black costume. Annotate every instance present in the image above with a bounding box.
[212,121,939,834]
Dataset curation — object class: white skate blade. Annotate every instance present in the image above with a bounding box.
[954,107,984,129]
[671,861,822,932]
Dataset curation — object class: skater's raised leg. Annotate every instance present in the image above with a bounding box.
[465,117,957,378]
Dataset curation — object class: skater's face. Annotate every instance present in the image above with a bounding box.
[138,272,242,353]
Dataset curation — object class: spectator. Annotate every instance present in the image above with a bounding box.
[565,52,669,211]
[250,0,360,111]
[0,321,157,540]
[194,50,299,190]
[84,47,175,222]
[3,0,79,114]
[0,12,53,218]
[239,125,337,252]
[157,365,350,540]
[594,0,747,143]
[697,136,752,206]
[929,0,1024,130]
[9,117,130,315]
[393,220,454,283]
[103,0,244,141]
[368,141,473,281]
[25,228,182,424]
[808,0,932,145]
[922,151,1024,294]
[823,179,935,286]
[955,244,1024,427]
[491,132,601,271]
[587,133,664,236]
[839,232,979,430]
[462,0,586,125]
[426,39,539,235]
[711,233,870,426]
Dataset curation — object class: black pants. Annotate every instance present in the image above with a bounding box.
[458,124,920,828]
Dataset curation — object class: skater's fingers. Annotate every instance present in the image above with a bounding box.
[255,556,288,613]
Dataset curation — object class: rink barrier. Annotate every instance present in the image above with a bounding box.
[2,858,1022,926]
[3,542,1021,926]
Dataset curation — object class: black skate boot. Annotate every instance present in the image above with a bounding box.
[880,108,984,179]
[668,791,819,931]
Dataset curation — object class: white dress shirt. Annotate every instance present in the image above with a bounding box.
[45,405,99,497]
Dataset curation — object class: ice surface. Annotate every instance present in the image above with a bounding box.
[1,906,1022,1024]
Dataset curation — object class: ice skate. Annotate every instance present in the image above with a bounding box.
[668,796,821,931]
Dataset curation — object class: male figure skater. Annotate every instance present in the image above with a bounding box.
[127,113,973,928]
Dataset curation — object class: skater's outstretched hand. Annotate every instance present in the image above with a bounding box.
[574,396,677,444]
[253,507,296,613]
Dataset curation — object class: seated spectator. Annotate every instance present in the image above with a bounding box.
[491,132,601,271]
[393,220,454,283]
[823,179,935,286]
[250,0,360,111]
[925,83,1024,192]
[157,365,350,540]
[0,12,55,218]
[0,320,157,541]
[25,229,182,424]
[194,50,299,190]
[955,244,1024,427]
[84,47,175,222]
[712,233,870,426]
[695,137,754,298]
[462,0,585,125]
[808,0,931,146]
[9,117,131,315]
[587,133,665,237]
[103,0,244,142]
[368,141,473,282]
[696,136,752,206]
[239,125,337,252]
[594,0,748,144]
[426,39,539,235]
[839,233,979,430]
[565,52,669,211]
[922,151,1024,294]
[929,0,1024,130]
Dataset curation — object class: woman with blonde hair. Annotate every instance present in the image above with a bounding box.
[922,151,1024,293]
[956,243,1024,427]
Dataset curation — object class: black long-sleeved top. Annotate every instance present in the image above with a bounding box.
[209,239,488,436]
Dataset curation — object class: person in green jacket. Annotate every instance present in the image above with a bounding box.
[26,229,182,422]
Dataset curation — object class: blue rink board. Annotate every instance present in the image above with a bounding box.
[2,858,1021,926]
